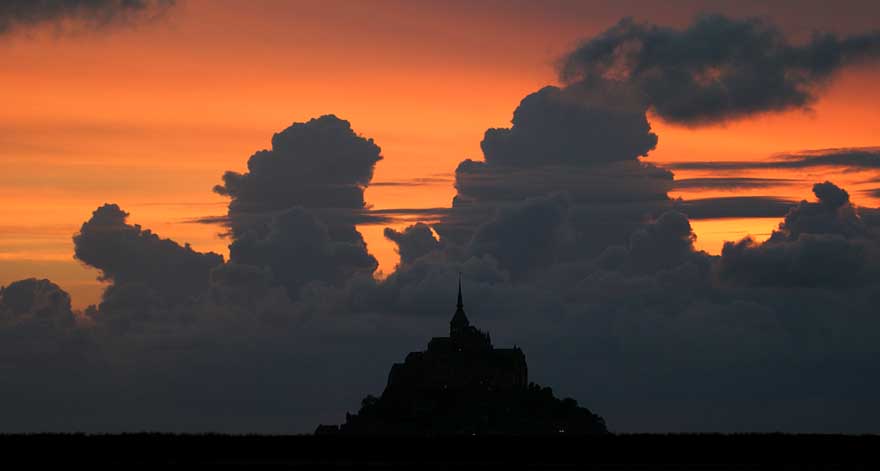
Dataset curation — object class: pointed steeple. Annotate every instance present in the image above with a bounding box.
[457,273,463,310]
[450,273,470,336]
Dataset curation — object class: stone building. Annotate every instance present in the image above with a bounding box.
[318,277,607,435]
[385,277,528,397]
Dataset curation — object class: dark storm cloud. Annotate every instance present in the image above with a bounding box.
[214,115,382,233]
[561,14,880,124]
[719,234,873,287]
[467,193,575,279]
[229,207,377,298]
[357,51,880,431]
[7,5,880,433]
[718,182,878,286]
[768,181,868,241]
[383,223,440,266]
[454,159,672,205]
[675,196,797,219]
[212,116,383,297]
[0,279,81,369]
[0,278,74,325]
[673,177,800,191]
[0,0,174,35]
[9,175,880,435]
[430,83,672,252]
[481,85,657,166]
[73,204,223,306]
[586,210,708,278]
[666,148,880,171]
[615,211,701,273]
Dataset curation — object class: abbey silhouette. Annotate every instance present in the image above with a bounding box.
[316,277,607,435]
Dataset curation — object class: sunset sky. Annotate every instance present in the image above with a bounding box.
[2,0,879,308]
[5,1,880,434]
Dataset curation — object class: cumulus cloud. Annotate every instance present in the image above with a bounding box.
[7,13,880,434]
[73,204,223,307]
[718,234,872,287]
[481,85,657,166]
[430,82,672,257]
[0,278,74,325]
[453,159,672,206]
[618,211,701,273]
[383,223,440,266]
[366,68,880,431]
[9,177,880,434]
[467,193,575,279]
[229,207,377,298]
[561,14,880,124]
[0,0,174,35]
[213,116,382,297]
[214,115,382,236]
[769,181,868,242]
[718,182,879,286]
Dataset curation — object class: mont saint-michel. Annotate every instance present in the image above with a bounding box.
[317,279,607,435]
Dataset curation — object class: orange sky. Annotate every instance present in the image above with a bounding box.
[1,0,879,308]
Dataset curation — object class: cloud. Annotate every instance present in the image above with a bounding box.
[666,147,880,171]
[73,204,223,308]
[11,174,880,435]
[429,83,672,257]
[7,10,880,433]
[718,182,878,286]
[453,159,672,206]
[0,0,174,35]
[560,14,880,124]
[214,115,382,236]
[0,278,73,324]
[481,85,657,166]
[718,234,872,287]
[673,177,800,191]
[213,116,383,297]
[467,193,575,279]
[770,181,868,241]
[370,176,453,187]
[616,211,702,273]
[229,207,377,298]
[675,196,797,219]
[383,223,440,266]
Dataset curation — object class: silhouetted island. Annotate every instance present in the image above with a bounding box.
[317,278,607,436]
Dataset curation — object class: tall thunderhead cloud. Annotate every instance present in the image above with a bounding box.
[481,85,657,166]
[433,83,671,263]
[719,182,878,287]
[214,115,382,236]
[215,116,381,297]
[0,0,175,36]
[229,207,378,297]
[73,204,223,305]
[561,14,880,124]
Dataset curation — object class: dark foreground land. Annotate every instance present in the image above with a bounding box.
[3,434,880,468]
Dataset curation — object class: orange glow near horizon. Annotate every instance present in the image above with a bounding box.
[2,1,879,309]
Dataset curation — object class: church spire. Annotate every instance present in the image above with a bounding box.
[450,273,470,336]
[457,272,463,310]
